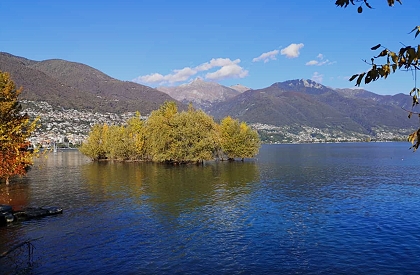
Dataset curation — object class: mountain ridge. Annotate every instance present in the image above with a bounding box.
[0,52,416,143]
[0,52,179,114]
[208,79,415,141]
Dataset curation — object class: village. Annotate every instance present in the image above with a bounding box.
[22,100,408,148]
[22,100,139,148]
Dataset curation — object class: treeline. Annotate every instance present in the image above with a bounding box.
[79,102,261,163]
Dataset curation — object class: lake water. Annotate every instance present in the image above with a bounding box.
[1,143,420,274]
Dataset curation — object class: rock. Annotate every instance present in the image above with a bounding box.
[14,208,49,220]
[43,207,63,215]
[0,205,13,213]
[0,212,14,225]
[0,205,63,226]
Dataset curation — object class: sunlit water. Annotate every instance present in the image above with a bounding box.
[1,143,420,274]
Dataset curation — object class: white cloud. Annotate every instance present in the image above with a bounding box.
[205,64,248,80]
[133,58,248,85]
[280,43,304,58]
[311,72,324,83]
[133,73,165,83]
[165,67,197,83]
[252,49,279,63]
[195,58,240,71]
[306,53,335,66]
[305,60,319,66]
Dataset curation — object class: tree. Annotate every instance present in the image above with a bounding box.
[125,112,146,160]
[79,124,107,160]
[168,105,219,163]
[80,112,147,161]
[144,101,178,162]
[144,102,219,163]
[336,1,420,150]
[219,116,261,161]
[80,102,262,163]
[0,71,38,185]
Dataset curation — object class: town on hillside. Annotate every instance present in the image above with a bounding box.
[24,100,409,148]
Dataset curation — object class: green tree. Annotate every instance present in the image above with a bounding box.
[105,125,131,160]
[219,116,260,161]
[0,71,38,185]
[81,112,147,161]
[80,102,261,163]
[336,1,420,150]
[144,102,219,163]
[79,124,107,160]
[168,105,219,163]
[126,112,146,160]
[144,101,178,162]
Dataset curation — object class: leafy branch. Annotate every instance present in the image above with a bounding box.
[336,0,420,151]
[335,0,402,13]
[348,27,420,151]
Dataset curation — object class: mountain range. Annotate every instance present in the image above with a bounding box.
[0,52,178,114]
[208,79,414,135]
[0,52,416,141]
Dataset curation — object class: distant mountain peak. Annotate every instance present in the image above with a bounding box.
[191,77,204,82]
[230,84,251,93]
[267,79,333,96]
[157,79,240,109]
[285,79,324,89]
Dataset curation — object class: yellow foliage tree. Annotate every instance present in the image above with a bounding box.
[79,124,107,160]
[0,71,38,185]
[220,116,260,161]
[144,101,178,162]
[126,112,146,160]
[80,102,261,163]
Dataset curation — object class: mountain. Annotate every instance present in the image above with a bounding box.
[157,78,240,110]
[335,88,410,108]
[0,52,178,114]
[209,79,414,138]
[1,51,415,143]
[230,84,251,93]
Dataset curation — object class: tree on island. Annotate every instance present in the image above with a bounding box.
[219,116,261,161]
[0,71,38,185]
[80,102,261,163]
[144,102,220,163]
[336,0,420,150]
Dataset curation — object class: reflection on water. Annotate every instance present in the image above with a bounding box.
[1,144,420,274]
[81,160,260,217]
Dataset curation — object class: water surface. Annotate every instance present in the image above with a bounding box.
[1,143,420,274]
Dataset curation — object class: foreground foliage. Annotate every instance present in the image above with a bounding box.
[0,71,38,184]
[336,1,420,151]
[80,102,261,163]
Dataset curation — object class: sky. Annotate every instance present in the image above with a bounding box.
[1,0,420,95]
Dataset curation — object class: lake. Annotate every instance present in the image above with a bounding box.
[1,143,420,274]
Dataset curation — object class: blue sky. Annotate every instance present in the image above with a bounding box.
[1,0,419,95]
